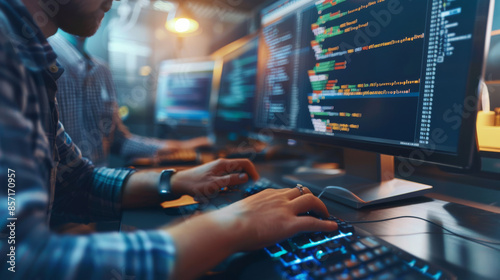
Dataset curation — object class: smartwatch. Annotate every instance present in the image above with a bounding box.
[158,169,181,201]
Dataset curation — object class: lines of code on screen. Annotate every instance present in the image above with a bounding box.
[256,0,477,152]
[215,38,259,133]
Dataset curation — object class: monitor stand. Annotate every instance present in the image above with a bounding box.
[283,149,432,208]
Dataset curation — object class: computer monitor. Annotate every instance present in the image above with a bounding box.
[255,0,493,207]
[212,36,259,141]
[155,59,214,127]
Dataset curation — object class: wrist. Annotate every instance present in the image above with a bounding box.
[211,206,250,252]
[169,172,184,195]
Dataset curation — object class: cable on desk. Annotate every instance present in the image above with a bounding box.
[316,186,500,250]
[345,216,500,251]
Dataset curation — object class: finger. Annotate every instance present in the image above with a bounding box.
[290,194,330,218]
[290,216,338,234]
[214,172,250,188]
[283,186,313,200]
[220,159,260,181]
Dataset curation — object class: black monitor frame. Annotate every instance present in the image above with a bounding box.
[253,0,494,170]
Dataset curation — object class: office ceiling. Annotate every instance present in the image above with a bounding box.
[144,0,269,23]
[174,0,270,12]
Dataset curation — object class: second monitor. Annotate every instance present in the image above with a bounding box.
[155,59,214,128]
[213,36,259,138]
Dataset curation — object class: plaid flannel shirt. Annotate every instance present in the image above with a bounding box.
[0,1,175,279]
[48,33,164,167]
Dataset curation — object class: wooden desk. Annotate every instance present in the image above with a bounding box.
[121,160,500,280]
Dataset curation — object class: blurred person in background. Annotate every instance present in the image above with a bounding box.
[49,31,209,166]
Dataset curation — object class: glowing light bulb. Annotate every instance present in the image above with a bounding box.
[174,18,190,33]
[165,17,199,34]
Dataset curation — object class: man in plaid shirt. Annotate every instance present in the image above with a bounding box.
[0,0,337,279]
[49,31,210,166]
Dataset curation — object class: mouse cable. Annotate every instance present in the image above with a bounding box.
[345,215,500,251]
[360,231,500,252]
[316,186,500,247]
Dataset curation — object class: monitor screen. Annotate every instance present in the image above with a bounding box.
[214,36,259,135]
[256,0,492,168]
[155,60,214,126]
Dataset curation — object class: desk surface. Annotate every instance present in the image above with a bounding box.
[121,160,500,280]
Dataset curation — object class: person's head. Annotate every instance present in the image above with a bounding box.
[23,0,114,37]
[55,0,114,37]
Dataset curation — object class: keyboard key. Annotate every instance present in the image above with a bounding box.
[327,262,345,273]
[372,271,397,280]
[311,267,328,278]
[324,240,342,251]
[351,267,369,279]
[374,246,391,256]
[383,255,400,267]
[343,236,358,244]
[350,241,368,252]
[311,232,327,242]
[313,246,329,261]
[279,241,293,252]
[281,252,297,263]
[358,251,375,262]
[265,244,283,255]
[413,260,427,271]
[296,249,311,259]
[301,260,318,271]
[335,272,354,280]
[390,264,409,276]
[398,252,415,265]
[292,235,311,247]
[426,266,440,276]
[344,255,360,268]
[325,230,341,238]
[360,237,381,249]
[341,224,355,233]
[367,260,386,273]
[284,264,301,276]
[328,216,343,223]
[319,250,346,263]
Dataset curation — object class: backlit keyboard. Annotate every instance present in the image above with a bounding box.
[264,215,455,280]
[238,179,456,280]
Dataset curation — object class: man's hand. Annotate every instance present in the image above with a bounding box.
[166,187,337,280]
[170,158,259,198]
[217,187,337,251]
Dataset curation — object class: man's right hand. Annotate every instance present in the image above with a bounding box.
[215,186,338,251]
[165,187,337,280]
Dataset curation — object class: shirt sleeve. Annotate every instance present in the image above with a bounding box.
[0,26,176,279]
[52,121,135,224]
[111,103,165,159]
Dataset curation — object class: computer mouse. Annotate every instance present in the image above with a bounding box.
[321,186,366,203]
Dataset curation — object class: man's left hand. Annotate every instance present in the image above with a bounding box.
[170,158,260,198]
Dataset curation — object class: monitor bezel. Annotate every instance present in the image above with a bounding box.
[253,0,494,170]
